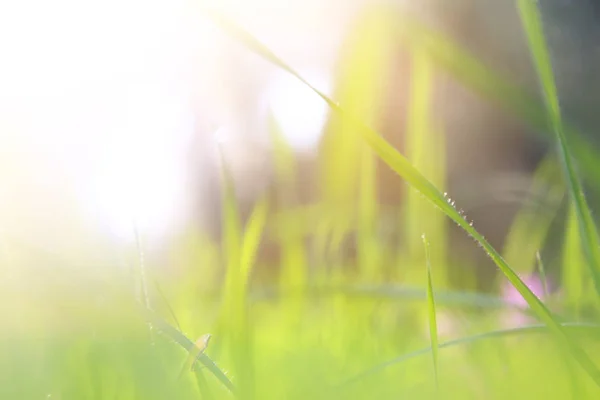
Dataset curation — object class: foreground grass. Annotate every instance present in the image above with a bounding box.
[3,257,600,399]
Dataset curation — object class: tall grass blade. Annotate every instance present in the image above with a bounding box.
[201,7,600,385]
[423,235,439,388]
[517,0,600,298]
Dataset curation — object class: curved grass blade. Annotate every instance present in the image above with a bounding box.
[517,0,600,298]
[423,235,439,388]
[338,322,600,388]
[200,7,600,385]
[140,306,236,394]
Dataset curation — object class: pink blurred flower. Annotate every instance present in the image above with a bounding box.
[501,274,548,327]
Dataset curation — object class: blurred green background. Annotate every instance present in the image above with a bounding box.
[3,1,600,399]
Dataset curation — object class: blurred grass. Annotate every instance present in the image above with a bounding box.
[517,0,600,300]
[502,155,564,275]
[4,3,600,399]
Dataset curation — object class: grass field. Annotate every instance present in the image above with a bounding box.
[3,2,600,399]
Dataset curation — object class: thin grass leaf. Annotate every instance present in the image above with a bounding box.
[338,322,600,389]
[201,7,600,385]
[517,0,600,298]
[423,234,439,388]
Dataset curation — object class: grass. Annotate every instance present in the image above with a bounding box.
[4,3,600,399]
[422,235,439,389]
[517,0,600,300]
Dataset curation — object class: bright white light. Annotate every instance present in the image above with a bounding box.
[264,70,331,153]
[83,91,196,243]
[0,0,203,244]
[0,0,359,248]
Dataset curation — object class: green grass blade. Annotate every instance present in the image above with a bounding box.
[423,235,439,388]
[201,7,600,385]
[517,0,600,298]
